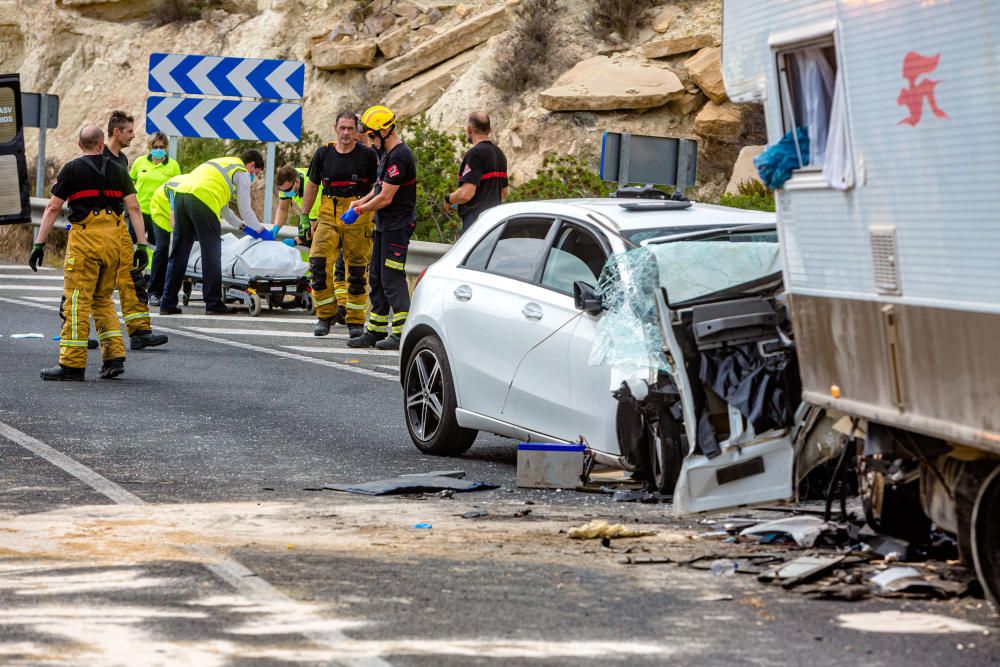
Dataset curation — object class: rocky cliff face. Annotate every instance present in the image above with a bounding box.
[2,0,759,197]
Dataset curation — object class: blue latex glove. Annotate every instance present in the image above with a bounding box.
[341,207,359,225]
[243,225,262,239]
[282,238,297,248]
[262,225,278,241]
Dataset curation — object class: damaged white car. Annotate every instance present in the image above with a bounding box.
[399,196,815,490]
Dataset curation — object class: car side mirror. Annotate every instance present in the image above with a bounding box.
[573,281,605,316]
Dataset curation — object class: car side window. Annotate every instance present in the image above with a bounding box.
[541,223,608,294]
[483,217,554,281]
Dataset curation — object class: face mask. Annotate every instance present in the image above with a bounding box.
[150,148,166,160]
[279,188,295,199]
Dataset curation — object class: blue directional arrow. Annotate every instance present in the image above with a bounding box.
[169,57,199,97]
[208,57,244,98]
[204,99,238,138]
[244,101,277,141]
[166,97,199,138]
[284,106,302,140]
[246,60,281,101]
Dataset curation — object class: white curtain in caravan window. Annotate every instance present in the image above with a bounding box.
[823,68,854,190]
[792,48,836,168]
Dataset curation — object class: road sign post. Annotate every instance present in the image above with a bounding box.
[20,92,60,199]
[145,53,304,226]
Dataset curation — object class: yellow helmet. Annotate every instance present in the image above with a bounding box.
[360,105,396,133]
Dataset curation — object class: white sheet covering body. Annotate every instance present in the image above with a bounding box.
[186,233,308,279]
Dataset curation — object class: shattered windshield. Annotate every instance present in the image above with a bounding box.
[590,228,780,372]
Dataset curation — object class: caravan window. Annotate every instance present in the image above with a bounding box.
[776,41,853,189]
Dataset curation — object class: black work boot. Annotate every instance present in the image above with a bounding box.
[375,334,401,351]
[314,317,334,337]
[131,330,169,350]
[347,330,386,348]
[88,339,99,349]
[98,357,125,379]
[347,324,364,339]
[40,364,85,381]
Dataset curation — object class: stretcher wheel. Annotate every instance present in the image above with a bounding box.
[302,292,315,314]
[248,293,262,317]
[268,293,284,310]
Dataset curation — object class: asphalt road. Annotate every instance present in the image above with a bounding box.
[0,263,998,666]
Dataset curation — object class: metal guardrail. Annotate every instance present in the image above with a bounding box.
[28,197,450,277]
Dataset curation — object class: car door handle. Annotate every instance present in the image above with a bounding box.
[522,303,543,320]
[454,285,472,301]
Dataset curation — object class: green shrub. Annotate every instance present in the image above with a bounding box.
[485,0,560,98]
[507,154,615,202]
[587,0,658,40]
[718,179,775,212]
[400,115,465,243]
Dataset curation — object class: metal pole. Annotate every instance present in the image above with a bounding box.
[35,93,47,199]
[168,136,178,161]
[263,141,275,227]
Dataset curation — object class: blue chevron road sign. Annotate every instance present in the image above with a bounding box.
[145,96,302,142]
[148,53,304,100]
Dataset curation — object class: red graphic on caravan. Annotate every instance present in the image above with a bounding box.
[897,52,949,126]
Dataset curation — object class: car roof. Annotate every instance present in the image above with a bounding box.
[478,198,775,232]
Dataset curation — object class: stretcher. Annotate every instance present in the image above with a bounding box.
[183,234,314,317]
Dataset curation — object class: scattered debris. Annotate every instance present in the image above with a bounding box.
[325,472,498,496]
[512,508,532,518]
[739,516,829,547]
[461,511,488,519]
[412,523,432,529]
[837,611,989,635]
[611,489,666,503]
[11,333,44,339]
[710,558,738,577]
[568,520,656,540]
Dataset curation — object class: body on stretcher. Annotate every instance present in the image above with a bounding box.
[182,234,313,317]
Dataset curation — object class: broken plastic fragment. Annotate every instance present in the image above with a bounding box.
[567,519,655,540]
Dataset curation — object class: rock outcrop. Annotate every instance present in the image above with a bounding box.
[685,46,727,104]
[539,57,685,112]
[726,145,766,194]
[367,5,509,89]
[312,39,378,71]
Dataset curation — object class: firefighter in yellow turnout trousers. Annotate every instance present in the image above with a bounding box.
[103,111,168,350]
[300,112,379,338]
[30,125,150,381]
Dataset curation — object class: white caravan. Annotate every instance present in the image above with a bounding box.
[718,0,1000,603]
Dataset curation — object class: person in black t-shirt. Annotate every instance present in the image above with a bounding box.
[444,112,508,234]
[298,112,380,337]
[102,110,167,351]
[348,105,417,351]
[31,125,148,381]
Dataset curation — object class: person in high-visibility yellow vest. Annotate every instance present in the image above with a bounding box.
[159,150,270,315]
[30,125,149,381]
[146,174,187,306]
[299,113,379,338]
[130,131,180,306]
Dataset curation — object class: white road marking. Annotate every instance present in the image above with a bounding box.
[375,365,401,371]
[0,265,54,270]
[0,295,396,381]
[184,327,347,339]
[282,345,399,357]
[0,419,393,667]
[0,285,64,291]
[0,274,64,281]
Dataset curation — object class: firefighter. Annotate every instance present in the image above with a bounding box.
[299,112,379,337]
[129,131,181,306]
[30,125,148,380]
[103,110,168,350]
[443,111,509,234]
[159,150,271,315]
[348,105,417,351]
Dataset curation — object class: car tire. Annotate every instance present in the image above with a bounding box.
[403,335,477,456]
[648,413,683,495]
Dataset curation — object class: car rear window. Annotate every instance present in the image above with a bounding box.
[484,218,553,281]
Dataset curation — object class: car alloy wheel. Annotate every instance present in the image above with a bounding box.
[406,348,444,442]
